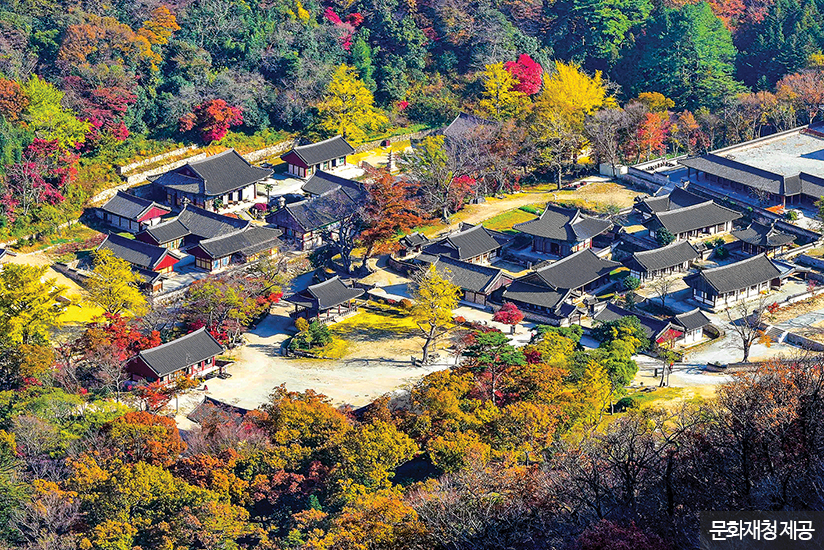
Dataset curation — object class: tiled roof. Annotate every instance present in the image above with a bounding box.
[732,220,795,247]
[136,328,225,377]
[97,233,174,270]
[100,191,169,220]
[592,302,672,340]
[624,240,700,273]
[422,224,503,261]
[271,188,356,232]
[301,171,362,200]
[800,172,824,197]
[514,204,612,242]
[400,232,429,248]
[192,226,282,260]
[680,154,786,195]
[140,205,249,244]
[635,187,707,214]
[430,255,506,293]
[188,396,249,425]
[153,149,272,197]
[646,201,741,235]
[532,248,621,291]
[282,136,355,166]
[502,280,571,311]
[286,275,365,311]
[672,308,712,331]
[442,113,496,141]
[685,254,781,294]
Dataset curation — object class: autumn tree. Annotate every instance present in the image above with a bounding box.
[461,330,526,405]
[104,411,186,466]
[400,135,471,220]
[504,54,543,95]
[85,248,147,317]
[670,110,704,155]
[537,61,616,129]
[777,69,824,124]
[317,64,388,144]
[585,108,629,176]
[0,78,28,122]
[634,111,670,161]
[478,62,525,120]
[22,75,90,149]
[179,99,243,143]
[493,302,524,334]
[410,265,461,364]
[359,170,425,270]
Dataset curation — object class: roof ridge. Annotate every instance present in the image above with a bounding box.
[656,200,714,216]
[296,135,345,148]
[139,327,209,356]
[701,253,770,274]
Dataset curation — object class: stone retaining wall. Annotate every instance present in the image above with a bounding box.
[117,145,198,175]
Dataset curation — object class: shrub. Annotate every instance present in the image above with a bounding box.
[622,276,640,291]
[714,246,729,260]
[453,316,466,324]
[655,228,675,246]
[519,204,543,215]
[308,321,332,347]
[785,210,799,221]
[295,317,309,333]
[399,298,413,310]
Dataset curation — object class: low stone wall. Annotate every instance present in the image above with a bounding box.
[121,151,210,186]
[243,139,298,162]
[796,254,824,270]
[784,331,824,351]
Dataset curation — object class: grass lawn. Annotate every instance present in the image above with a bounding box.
[15,223,102,253]
[60,300,106,325]
[331,304,419,341]
[482,208,537,233]
[622,387,685,409]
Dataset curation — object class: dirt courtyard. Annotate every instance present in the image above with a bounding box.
[199,303,455,409]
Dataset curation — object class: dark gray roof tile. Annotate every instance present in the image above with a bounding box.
[282,136,355,166]
[646,201,741,235]
[732,220,795,247]
[192,226,282,259]
[422,224,501,261]
[100,191,170,220]
[624,240,700,273]
[154,149,272,197]
[533,248,621,290]
[687,254,781,294]
[514,204,612,242]
[136,328,225,377]
[672,308,712,331]
[97,233,174,270]
[286,275,365,310]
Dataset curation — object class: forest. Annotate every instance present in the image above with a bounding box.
[1,0,824,234]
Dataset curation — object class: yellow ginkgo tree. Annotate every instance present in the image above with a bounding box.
[317,64,388,145]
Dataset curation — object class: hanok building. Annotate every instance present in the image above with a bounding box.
[96,233,180,293]
[286,275,365,321]
[644,194,741,242]
[634,187,712,220]
[281,136,355,179]
[420,224,510,265]
[398,233,429,257]
[189,225,282,272]
[513,204,613,256]
[732,219,795,257]
[136,204,248,250]
[680,153,824,207]
[624,240,701,282]
[268,190,358,251]
[96,191,171,233]
[127,328,225,385]
[151,149,272,211]
[671,308,713,346]
[684,254,782,311]
[502,248,621,325]
[300,171,362,199]
[425,255,512,307]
